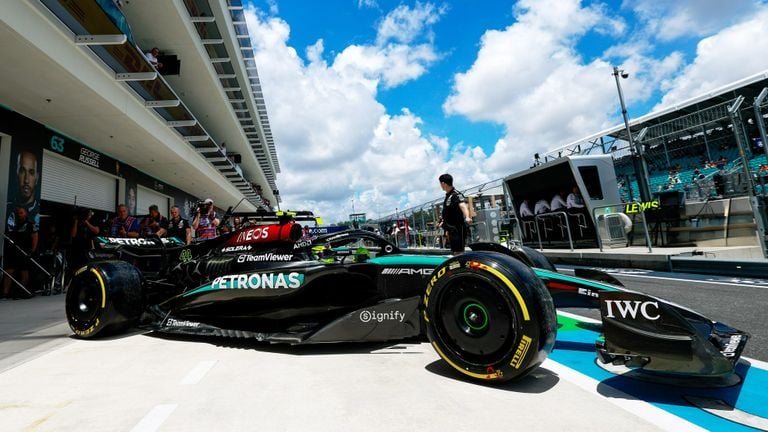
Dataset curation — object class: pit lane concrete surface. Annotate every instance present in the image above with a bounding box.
[0,268,766,432]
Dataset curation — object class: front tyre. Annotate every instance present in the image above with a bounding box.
[424,252,556,382]
[66,260,143,338]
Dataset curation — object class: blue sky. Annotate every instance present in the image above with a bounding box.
[244,0,768,222]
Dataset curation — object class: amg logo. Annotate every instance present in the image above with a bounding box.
[381,268,433,276]
[237,253,293,263]
[604,300,660,320]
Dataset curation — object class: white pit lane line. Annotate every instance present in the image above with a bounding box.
[553,311,708,431]
[179,360,218,385]
[543,361,707,432]
[129,404,178,432]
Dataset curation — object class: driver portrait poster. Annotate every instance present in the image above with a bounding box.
[6,142,42,229]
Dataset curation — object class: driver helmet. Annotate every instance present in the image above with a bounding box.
[354,246,370,263]
[312,244,335,263]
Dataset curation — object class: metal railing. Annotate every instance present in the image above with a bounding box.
[534,211,575,251]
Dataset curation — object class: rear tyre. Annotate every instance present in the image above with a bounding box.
[424,252,556,382]
[520,246,556,272]
[65,260,143,338]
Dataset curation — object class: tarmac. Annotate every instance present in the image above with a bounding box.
[0,294,700,432]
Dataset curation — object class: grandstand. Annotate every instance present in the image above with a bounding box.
[378,70,768,253]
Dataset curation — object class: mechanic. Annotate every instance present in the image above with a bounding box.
[437,173,472,256]
[192,198,220,240]
[164,205,192,245]
[2,206,38,299]
[109,204,140,238]
[140,205,169,237]
[69,207,100,273]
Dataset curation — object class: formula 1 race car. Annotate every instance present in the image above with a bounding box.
[65,211,749,383]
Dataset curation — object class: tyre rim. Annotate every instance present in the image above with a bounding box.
[69,273,102,325]
[435,274,517,363]
[462,302,490,333]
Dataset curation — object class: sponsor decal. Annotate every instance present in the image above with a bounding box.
[510,335,532,369]
[73,319,100,337]
[179,249,193,263]
[166,318,200,328]
[381,268,433,276]
[294,240,312,249]
[211,272,304,290]
[359,310,406,323]
[236,227,271,243]
[221,245,253,253]
[722,334,743,357]
[236,253,293,263]
[325,233,350,242]
[604,300,660,320]
[577,287,599,298]
[426,267,447,295]
[448,262,460,271]
[104,237,175,246]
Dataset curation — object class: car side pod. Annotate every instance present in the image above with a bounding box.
[595,290,749,386]
[424,251,557,383]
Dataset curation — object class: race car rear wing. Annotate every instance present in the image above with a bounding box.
[228,210,323,226]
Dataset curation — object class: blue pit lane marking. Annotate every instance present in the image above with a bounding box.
[554,312,768,431]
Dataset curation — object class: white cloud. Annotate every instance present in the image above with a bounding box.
[443,0,682,173]
[628,0,761,41]
[331,3,445,88]
[376,2,446,45]
[245,6,483,223]
[655,6,768,109]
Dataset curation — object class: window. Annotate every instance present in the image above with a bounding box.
[578,166,604,200]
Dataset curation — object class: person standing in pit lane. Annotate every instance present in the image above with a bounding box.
[437,174,472,256]
[192,198,220,241]
[109,204,140,238]
[164,205,192,245]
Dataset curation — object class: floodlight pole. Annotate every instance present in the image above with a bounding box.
[613,66,652,203]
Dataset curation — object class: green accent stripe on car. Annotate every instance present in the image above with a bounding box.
[182,284,215,297]
[368,255,450,266]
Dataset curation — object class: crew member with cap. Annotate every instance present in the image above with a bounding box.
[192,198,220,240]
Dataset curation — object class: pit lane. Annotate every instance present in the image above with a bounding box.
[0,269,766,432]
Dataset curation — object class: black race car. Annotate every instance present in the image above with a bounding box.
[66,211,749,383]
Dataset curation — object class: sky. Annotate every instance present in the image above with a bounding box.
[244,0,768,223]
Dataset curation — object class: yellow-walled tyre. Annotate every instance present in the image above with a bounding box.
[66,261,143,338]
[424,252,556,382]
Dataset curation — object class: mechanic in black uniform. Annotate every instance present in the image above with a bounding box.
[2,206,38,299]
[437,174,472,255]
[163,205,192,245]
[69,207,100,273]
